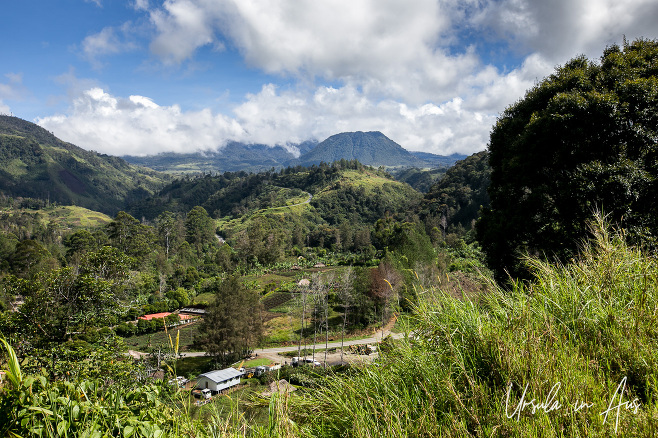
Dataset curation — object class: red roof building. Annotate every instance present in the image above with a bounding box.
[139,312,193,321]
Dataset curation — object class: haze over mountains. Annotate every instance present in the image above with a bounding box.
[123,131,466,174]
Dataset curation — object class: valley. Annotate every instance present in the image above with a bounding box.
[1,38,657,437]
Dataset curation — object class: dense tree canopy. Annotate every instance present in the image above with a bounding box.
[421,151,490,236]
[478,39,658,279]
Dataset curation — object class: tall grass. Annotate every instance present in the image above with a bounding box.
[287,217,658,436]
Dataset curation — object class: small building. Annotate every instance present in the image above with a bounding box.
[179,308,206,315]
[196,368,242,393]
[139,312,193,322]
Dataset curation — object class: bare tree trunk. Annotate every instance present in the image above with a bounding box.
[298,288,306,359]
[338,268,354,365]
[312,300,317,363]
[340,307,347,364]
[324,290,329,368]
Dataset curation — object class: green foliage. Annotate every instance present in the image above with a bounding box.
[156,211,184,258]
[10,238,58,277]
[185,206,216,256]
[0,116,168,215]
[107,211,156,262]
[373,219,435,269]
[421,151,490,235]
[130,161,417,229]
[64,229,98,261]
[478,38,658,280]
[288,218,658,437]
[196,276,263,366]
[4,245,132,346]
[234,216,288,266]
[0,372,179,437]
[311,176,421,226]
[391,166,448,193]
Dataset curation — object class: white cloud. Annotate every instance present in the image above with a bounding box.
[149,0,221,64]
[0,73,27,113]
[145,0,482,104]
[0,73,25,100]
[82,23,138,68]
[36,80,506,156]
[84,0,102,7]
[47,0,657,157]
[475,0,658,62]
[133,0,149,11]
[37,87,245,156]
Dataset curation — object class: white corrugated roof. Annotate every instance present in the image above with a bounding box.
[199,368,242,383]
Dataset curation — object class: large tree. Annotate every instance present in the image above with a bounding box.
[196,276,263,366]
[478,39,658,280]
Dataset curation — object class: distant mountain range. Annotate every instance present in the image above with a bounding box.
[124,131,466,173]
[0,116,168,215]
[123,140,317,174]
[0,117,469,216]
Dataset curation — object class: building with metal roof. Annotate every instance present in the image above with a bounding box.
[195,368,242,393]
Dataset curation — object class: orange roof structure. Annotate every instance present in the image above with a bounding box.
[139,312,194,321]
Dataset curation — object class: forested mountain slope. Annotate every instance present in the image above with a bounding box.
[419,151,491,234]
[130,160,421,222]
[0,116,168,215]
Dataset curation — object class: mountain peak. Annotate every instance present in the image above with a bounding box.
[298,131,424,167]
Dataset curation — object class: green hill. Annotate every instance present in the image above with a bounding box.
[129,161,421,241]
[0,116,169,215]
[297,131,426,168]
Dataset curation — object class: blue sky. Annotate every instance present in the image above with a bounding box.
[1,0,657,157]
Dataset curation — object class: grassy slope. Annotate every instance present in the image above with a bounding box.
[218,168,419,237]
[0,204,112,229]
[39,205,112,228]
[282,219,658,437]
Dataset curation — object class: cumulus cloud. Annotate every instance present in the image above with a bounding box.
[233,84,497,155]
[145,0,483,103]
[45,0,657,156]
[475,0,658,62]
[36,78,515,156]
[37,87,245,156]
[149,0,222,64]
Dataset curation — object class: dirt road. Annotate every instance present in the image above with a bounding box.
[176,325,405,365]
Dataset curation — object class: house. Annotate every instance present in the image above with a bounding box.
[138,312,194,323]
[195,368,242,393]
